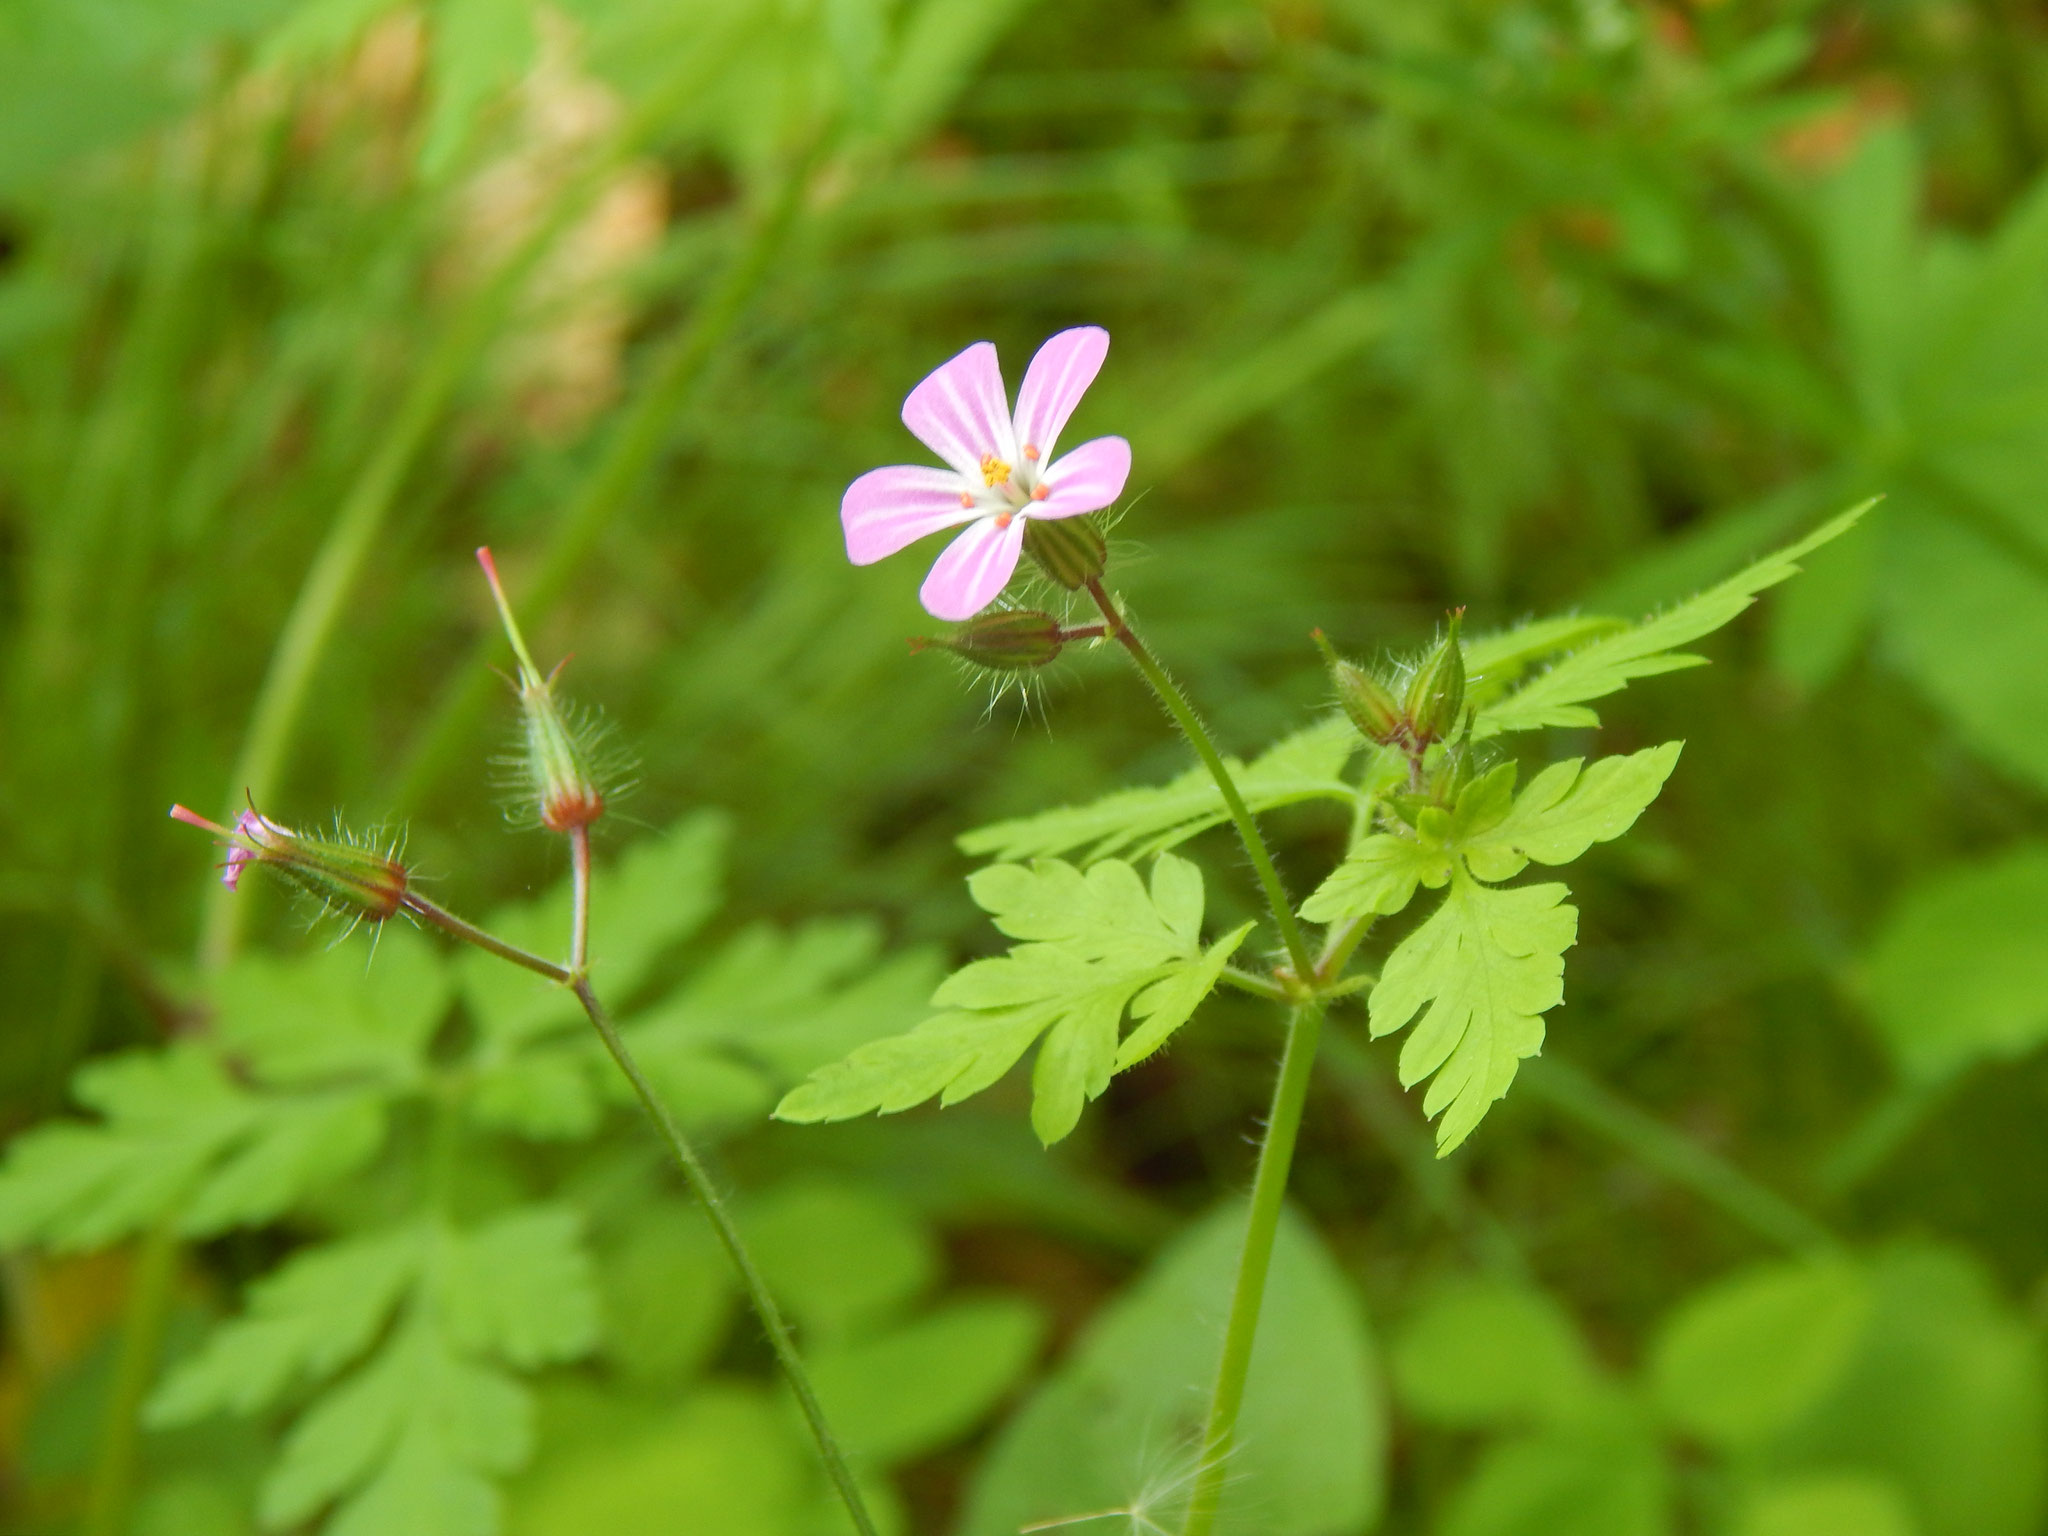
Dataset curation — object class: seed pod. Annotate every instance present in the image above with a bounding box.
[914,609,1066,671]
[170,805,409,921]
[1022,514,1107,590]
[1403,611,1467,745]
[1312,630,1405,746]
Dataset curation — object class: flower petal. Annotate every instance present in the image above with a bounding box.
[902,341,1016,479]
[1033,436,1131,519]
[1013,326,1109,464]
[842,465,979,565]
[920,515,1027,621]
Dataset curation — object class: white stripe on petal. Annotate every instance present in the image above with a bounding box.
[1013,326,1109,466]
[920,515,1028,621]
[903,341,1015,478]
[842,465,981,564]
[1033,435,1131,519]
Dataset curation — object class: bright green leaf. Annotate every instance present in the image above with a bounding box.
[0,1046,385,1249]
[958,718,1360,865]
[775,855,1251,1144]
[1370,873,1577,1154]
[149,1227,426,1425]
[1474,505,1871,740]
[436,1208,601,1370]
[1299,831,1451,929]
[1439,1400,1669,1536]
[213,926,448,1089]
[1461,744,1683,882]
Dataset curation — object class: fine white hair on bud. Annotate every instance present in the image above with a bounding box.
[476,547,625,834]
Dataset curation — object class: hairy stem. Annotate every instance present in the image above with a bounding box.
[1085,580,1315,981]
[557,822,875,1533]
[1079,581,1330,1536]
[1182,1002,1326,1536]
[569,977,878,1535]
[403,895,572,984]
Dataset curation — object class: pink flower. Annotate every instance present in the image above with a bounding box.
[842,327,1132,621]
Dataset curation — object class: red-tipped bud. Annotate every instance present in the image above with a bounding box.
[477,548,607,833]
[913,609,1067,671]
[170,804,409,921]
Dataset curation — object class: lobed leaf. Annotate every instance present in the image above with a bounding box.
[149,1227,426,1424]
[1461,744,1684,881]
[774,854,1253,1144]
[959,717,1361,864]
[0,1045,386,1250]
[1474,505,1871,740]
[1370,873,1578,1154]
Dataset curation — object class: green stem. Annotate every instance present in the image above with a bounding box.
[569,976,878,1535]
[1182,1002,1325,1536]
[1085,581,1315,982]
[1077,581,1330,1536]
[403,894,572,984]
[1521,1056,1837,1253]
[389,147,824,814]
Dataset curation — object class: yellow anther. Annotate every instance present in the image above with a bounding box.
[980,453,1013,487]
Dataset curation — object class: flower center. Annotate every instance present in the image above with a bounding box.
[980,453,1012,488]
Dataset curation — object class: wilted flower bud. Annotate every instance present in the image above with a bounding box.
[478,548,606,833]
[912,609,1067,671]
[1022,515,1108,590]
[1403,611,1466,745]
[170,804,409,921]
[1312,630,1405,746]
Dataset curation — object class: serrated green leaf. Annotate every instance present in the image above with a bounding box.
[625,919,945,1083]
[1462,744,1683,882]
[1300,833,1452,929]
[958,717,1359,864]
[149,1227,426,1425]
[1474,505,1871,740]
[1462,615,1630,708]
[263,1315,530,1534]
[0,1046,386,1250]
[1370,874,1578,1154]
[774,855,1250,1144]
[436,1208,601,1370]
[1115,920,1257,1071]
[213,927,448,1089]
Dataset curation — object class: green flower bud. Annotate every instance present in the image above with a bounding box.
[913,609,1066,671]
[1402,610,1466,745]
[1312,630,1405,746]
[1022,514,1108,590]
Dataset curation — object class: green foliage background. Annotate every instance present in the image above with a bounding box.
[2,0,2047,1532]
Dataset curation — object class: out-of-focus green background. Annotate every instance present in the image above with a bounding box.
[3,1,2048,1533]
